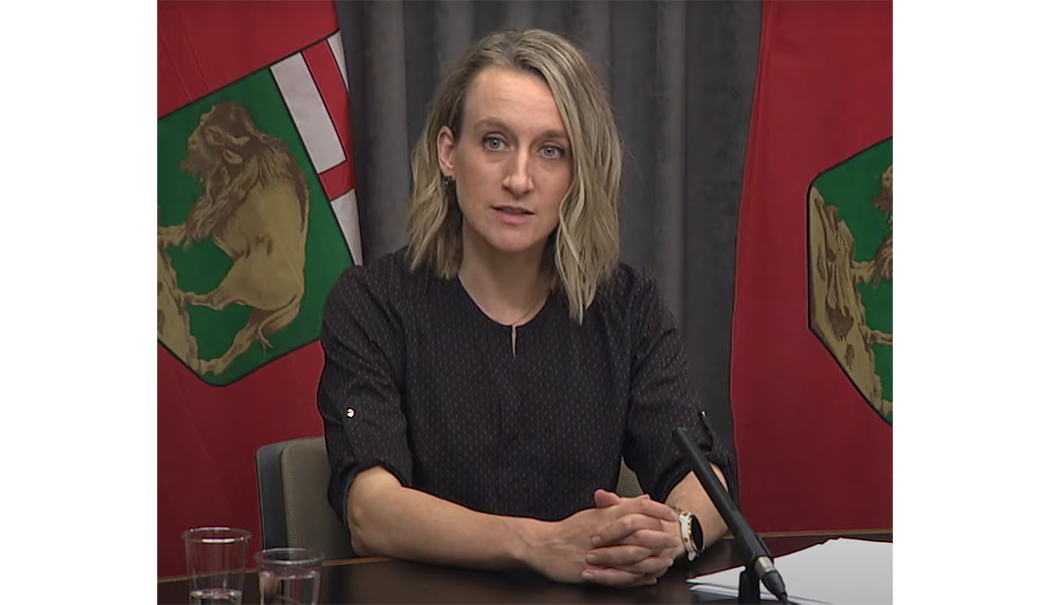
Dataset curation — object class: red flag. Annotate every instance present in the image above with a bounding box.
[157,0,359,576]
[731,1,893,532]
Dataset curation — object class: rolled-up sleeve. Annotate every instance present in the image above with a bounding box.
[621,271,739,505]
[317,267,412,530]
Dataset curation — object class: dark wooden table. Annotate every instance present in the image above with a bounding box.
[159,531,891,604]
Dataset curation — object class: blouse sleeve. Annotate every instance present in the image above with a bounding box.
[317,265,413,530]
[621,269,740,505]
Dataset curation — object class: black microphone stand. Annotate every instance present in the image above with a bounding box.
[673,428,790,605]
[738,565,762,605]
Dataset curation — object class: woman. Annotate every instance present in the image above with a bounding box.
[318,28,737,588]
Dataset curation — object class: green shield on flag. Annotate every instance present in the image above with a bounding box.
[807,138,893,424]
[157,68,352,386]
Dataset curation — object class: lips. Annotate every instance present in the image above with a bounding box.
[491,205,533,226]
[492,205,534,215]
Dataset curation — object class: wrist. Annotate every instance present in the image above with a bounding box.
[512,517,550,569]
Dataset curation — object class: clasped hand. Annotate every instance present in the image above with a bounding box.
[529,489,684,588]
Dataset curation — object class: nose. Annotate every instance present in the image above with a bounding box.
[502,150,534,198]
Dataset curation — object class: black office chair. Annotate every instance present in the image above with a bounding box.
[616,459,643,498]
[255,437,354,560]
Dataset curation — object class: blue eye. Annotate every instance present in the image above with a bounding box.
[541,145,565,159]
[484,137,505,151]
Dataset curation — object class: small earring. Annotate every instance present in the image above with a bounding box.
[443,175,454,187]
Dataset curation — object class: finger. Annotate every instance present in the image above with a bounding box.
[593,489,621,509]
[588,544,668,572]
[605,555,674,577]
[619,497,678,523]
[580,567,655,588]
[587,546,675,576]
[596,490,653,509]
[592,514,672,547]
[586,544,652,568]
[592,514,655,546]
[603,528,680,551]
[592,532,677,555]
[592,515,661,547]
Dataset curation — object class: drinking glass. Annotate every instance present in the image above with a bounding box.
[255,547,325,605]
[182,527,252,604]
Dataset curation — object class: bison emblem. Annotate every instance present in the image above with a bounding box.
[158,102,310,377]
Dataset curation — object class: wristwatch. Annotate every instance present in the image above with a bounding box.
[674,508,704,561]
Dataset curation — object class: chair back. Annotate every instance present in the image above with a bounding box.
[256,437,353,560]
[616,459,643,498]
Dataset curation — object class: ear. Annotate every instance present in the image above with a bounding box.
[436,126,456,178]
[222,148,244,165]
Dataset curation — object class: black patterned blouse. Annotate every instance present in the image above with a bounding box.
[317,248,737,534]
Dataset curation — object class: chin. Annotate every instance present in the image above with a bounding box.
[485,237,545,255]
[477,229,551,256]
[462,212,557,257]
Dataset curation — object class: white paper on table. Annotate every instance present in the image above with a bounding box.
[690,582,833,605]
[687,538,892,604]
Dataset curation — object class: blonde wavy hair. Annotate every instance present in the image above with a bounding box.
[406,29,623,324]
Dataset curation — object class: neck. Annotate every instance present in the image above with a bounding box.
[458,230,550,326]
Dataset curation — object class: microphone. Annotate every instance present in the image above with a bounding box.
[673,427,791,605]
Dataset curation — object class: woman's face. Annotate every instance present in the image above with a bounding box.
[438,66,573,259]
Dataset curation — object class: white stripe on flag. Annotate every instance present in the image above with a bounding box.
[271,53,345,174]
[328,31,349,91]
[331,189,363,265]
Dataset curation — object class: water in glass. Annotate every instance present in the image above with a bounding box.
[259,569,321,605]
[189,587,242,604]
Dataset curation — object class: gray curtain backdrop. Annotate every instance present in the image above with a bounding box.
[334,0,762,453]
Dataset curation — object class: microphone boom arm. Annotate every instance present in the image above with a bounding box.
[672,427,790,605]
